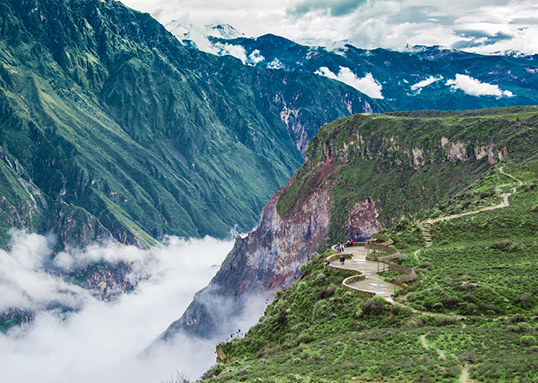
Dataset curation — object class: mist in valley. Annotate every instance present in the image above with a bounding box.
[0,230,264,381]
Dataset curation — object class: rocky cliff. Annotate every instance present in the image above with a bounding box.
[159,106,538,341]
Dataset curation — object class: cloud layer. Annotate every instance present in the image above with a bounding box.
[447,74,514,97]
[120,0,538,55]
[0,230,245,381]
[315,67,384,98]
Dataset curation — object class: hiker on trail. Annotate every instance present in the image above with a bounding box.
[351,239,353,246]
[346,240,351,247]
[324,258,329,266]
[340,255,345,265]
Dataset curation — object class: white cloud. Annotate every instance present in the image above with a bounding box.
[248,49,265,65]
[410,75,444,93]
[0,230,257,381]
[184,25,248,63]
[315,66,384,99]
[120,0,538,55]
[267,58,286,69]
[446,74,514,97]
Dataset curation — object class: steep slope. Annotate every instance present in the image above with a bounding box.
[199,143,538,382]
[204,33,538,110]
[160,106,538,342]
[0,0,390,250]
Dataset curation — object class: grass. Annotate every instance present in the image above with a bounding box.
[200,157,538,382]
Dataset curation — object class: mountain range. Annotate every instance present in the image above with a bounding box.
[178,27,538,111]
[2,1,538,378]
[0,0,388,252]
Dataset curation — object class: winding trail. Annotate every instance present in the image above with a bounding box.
[326,167,522,382]
[327,245,396,297]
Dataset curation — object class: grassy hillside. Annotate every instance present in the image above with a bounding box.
[277,106,538,247]
[199,159,538,383]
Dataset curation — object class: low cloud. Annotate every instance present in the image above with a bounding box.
[289,0,368,17]
[315,66,384,99]
[180,25,248,63]
[0,230,256,381]
[248,49,265,65]
[446,74,514,97]
[410,75,444,93]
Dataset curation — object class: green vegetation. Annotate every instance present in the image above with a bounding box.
[200,251,538,382]
[201,140,538,382]
[0,0,385,249]
[277,107,538,247]
[396,162,538,318]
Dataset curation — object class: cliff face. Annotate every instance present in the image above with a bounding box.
[158,139,382,341]
[158,106,538,342]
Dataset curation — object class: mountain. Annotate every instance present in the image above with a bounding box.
[0,0,391,251]
[158,106,538,343]
[199,148,538,381]
[192,33,538,110]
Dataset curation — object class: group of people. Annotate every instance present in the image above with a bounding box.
[336,239,353,253]
[324,239,355,267]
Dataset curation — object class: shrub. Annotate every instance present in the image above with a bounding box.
[315,272,327,284]
[517,322,533,333]
[406,320,418,328]
[276,310,288,326]
[442,296,461,308]
[399,306,414,317]
[489,239,511,250]
[520,335,537,345]
[296,282,308,292]
[363,296,387,315]
[318,285,336,300]
[515,294,535,309]
[355,309,363,318]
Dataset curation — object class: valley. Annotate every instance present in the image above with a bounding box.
[1,0,538,381]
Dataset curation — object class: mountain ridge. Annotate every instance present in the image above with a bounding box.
[0,0,390,251]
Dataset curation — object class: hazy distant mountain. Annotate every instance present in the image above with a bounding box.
[183,32,538,111]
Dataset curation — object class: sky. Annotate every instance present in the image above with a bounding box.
[120,0,538,55]
[0,230,264,382]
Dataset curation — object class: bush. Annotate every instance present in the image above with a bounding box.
[442,296,461,308]
[315,272,327,284]
[517,322,533,333]
[399,306,414,317]
[296,282,308,292]
[318,285,336,300]
[520,335,537,345]
[515,294,535,309]
[489,239,511,250]
[407,320,418,328]
[363,296,387,315]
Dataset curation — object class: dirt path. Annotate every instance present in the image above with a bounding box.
[328,246,397,297]
[459,364,471,383]
[419,333,446,360]
[420,166,522,242]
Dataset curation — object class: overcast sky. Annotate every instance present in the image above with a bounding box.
[120,0,538,54]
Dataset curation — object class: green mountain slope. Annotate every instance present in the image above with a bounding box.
[0,0,390,249]
[198,110,538,382]
[278,106,538,246]
[159,106,538,346]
